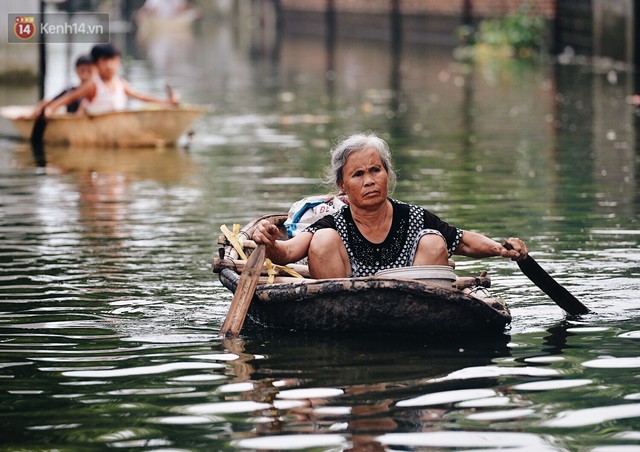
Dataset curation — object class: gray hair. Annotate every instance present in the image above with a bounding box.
[323,132,397,192]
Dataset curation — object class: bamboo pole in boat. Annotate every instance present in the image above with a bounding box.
[214,257,311,278]
[220,244,266,338]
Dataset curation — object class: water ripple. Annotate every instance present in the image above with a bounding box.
[377,432,554,449]
[544,403,640,428]
[62,362,224,378]
[233,434,349,450]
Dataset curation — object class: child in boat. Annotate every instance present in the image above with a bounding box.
[33,54,94,117]
[44,43,178,117]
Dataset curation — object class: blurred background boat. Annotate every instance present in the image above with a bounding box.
[134,0,202,44]
[0,105,206,147]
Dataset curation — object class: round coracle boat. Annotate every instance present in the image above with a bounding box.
[212,214,511,336]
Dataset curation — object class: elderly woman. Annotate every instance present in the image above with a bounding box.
[253,132,528,279]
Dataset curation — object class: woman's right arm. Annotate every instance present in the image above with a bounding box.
[252,220,312,265]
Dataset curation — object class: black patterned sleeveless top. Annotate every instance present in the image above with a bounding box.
[305,198,462,277]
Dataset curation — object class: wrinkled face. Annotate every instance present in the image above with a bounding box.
[75,64,94,83]
[338,147,388,208]
[95,56,121,79]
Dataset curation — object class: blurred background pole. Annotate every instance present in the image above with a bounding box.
[38,0,46,100]
[635,0,639,95]
[325,0,336,50]
[273,0,282,33]
[389,0,402,90]
[389,0,404,137]
[325,0,336,98]
[462,0,472,26]
[390,0,401,54]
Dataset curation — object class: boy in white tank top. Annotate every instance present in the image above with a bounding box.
[45,43,178,117]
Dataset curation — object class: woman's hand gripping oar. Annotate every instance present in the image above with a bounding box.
[503,241,589,315]
[219,244,265,338]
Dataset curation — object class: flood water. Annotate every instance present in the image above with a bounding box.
[1,10,640,451]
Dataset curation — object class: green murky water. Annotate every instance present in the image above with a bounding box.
[1,10,639,451]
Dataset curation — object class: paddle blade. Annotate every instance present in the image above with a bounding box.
[219,244,265,338]
[517,256,589,315]
[30,112,47,167]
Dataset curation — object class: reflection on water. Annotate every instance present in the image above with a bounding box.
[1,7,639,451]
[15,145,196,186]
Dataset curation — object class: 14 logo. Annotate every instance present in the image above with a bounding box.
[14,16,36,40]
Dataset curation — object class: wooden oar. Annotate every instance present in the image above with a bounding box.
[503,242,589,315]
[166,84,179,106]
[219,244,265,338]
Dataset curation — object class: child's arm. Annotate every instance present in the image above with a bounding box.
[32,99,49,118]
[44,82,95,117]
[122,79,179,106]
[32,88,71,117]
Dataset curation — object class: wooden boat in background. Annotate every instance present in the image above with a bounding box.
[0,105,206,148]
[135,9,201,44]
[134,2,201,43]
[213,214,512,336]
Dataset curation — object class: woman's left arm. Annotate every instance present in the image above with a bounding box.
[456,230,528,262]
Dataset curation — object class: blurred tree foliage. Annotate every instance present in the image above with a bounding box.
[457,5,547,59]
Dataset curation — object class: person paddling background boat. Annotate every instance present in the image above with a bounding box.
[30,54,95,164]
[32,54,94,117]
[44,43,179,118]
[252,132,529,279]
